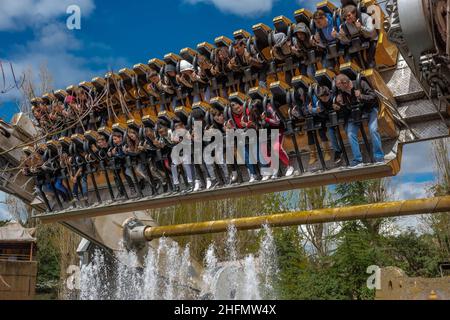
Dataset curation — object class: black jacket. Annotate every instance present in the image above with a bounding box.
[338,80,379,115]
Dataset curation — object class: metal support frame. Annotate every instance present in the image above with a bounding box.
[137,196,450,241]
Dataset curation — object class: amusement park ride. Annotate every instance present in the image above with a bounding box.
[0,0,449,257]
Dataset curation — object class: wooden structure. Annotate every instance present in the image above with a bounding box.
[0,222,37,300]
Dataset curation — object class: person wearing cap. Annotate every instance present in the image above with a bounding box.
[312,9,342,70]
[338,4,378,68]
[271,32,292,62]
[176,60,209,103]
[291,22,317,77]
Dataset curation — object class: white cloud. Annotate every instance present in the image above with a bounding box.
[391,181,432,201]
[184,0,277,16]
[399,141,435,175]
[5,22,129,93]
[0,206,11,221]
[0,1,130,102]
[0,0,95,31]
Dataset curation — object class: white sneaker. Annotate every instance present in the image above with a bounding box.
[249,174,258,183]
[262,175,271,181]
[285,166,295,177]
[231,171,238,184]
[271,168,279,180]
[384,152,396,161]
[351,163,365,168]
[206,178,212,189]
[194,180,202,192]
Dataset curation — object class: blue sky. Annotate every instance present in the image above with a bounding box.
[0,0,446,222]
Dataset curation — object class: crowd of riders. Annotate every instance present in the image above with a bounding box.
[23,1,389,211]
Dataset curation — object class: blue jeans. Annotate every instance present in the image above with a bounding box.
[44,178,70,201]
[346,108,384,165]
[73,175,88,198]
[244,144,258,176]
[328,127,341,154]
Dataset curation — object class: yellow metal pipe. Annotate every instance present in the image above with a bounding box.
[143,196,450,240]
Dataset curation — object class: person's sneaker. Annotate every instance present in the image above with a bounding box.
[185,182,195,193]
[70,198,77,207]
[139,180,146,192]
[271,169,279,180]
[209,179,220,189]
[130,188,138,198]
[115,192,127,200]
[350,162,364,168]
[334,152,343,165]
[231,171,239,184]
[384,152,396,161]
[285,166,295,177]
[262,174,271,181]
[374,160,385,165]
[249,174,258,183]
[172,184,181,194]
[194,180,202,192]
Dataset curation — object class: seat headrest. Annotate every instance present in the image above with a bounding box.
[292,75,314,90]
[23,146,35,156]
[229,92,249,105]
[112,123,127,134]
[233,29,251,40]
[314,68,336,87]
[294,8,313,25]
[126,119,141,131]
[214,35,233,48]
[142,115,158,128]
[164,53,182,65]
[84,130,100,143]
[269,81,291,98]
[248,86,271,100]
[210,97,229,111]
[196,42,215,57]
[98,127,112,139]
[148,58,166,72]
[180,48,198,63]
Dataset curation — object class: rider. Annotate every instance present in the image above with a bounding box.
[334,73,384,167]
